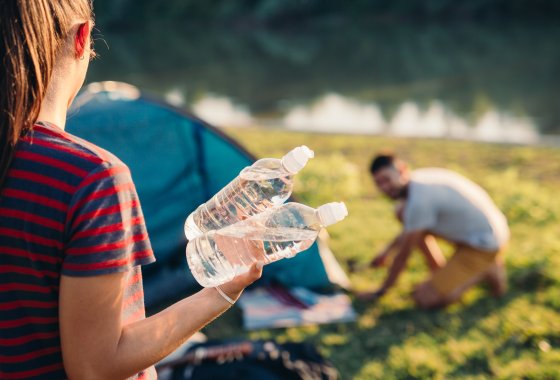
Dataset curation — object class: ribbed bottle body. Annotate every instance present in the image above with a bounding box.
[186,203,322,287]
[184,158,293,240]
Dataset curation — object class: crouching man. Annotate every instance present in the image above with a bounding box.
[359,153,509,308]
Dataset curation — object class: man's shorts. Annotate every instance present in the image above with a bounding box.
[429,244,504,297]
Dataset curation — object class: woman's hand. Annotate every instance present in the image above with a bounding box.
[218,261,264,302]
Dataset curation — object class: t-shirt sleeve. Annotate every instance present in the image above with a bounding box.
[62,161,155,276]
[403,187,437,232]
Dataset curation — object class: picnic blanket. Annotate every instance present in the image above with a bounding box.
[237,285,356,330]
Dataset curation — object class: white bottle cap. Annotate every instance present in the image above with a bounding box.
[317,202,348,227]
[281,145,314,174]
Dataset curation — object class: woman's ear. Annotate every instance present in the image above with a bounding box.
[74,22,91,59]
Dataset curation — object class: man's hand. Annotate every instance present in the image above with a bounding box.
[370,250,390,268]
[355,287,387,302]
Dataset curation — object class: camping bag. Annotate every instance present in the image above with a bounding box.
[160,339,339,380]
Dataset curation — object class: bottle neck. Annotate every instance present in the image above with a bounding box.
[280,159,296,174]
[315,209,327,228]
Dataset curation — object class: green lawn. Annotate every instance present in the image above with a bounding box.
[203,127,560,380]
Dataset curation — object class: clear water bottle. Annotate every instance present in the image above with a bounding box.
[184,146,314,240]
[186,202,348,287]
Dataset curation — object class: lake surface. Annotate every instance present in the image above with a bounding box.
[86,22,560,144]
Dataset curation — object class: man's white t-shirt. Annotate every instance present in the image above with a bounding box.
[403,168,509,252]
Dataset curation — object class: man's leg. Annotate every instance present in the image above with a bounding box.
[483,256,507,297]
[412,281,444,309]
[413,245,502,308]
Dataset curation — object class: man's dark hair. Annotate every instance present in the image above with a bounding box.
[369,153,398,174]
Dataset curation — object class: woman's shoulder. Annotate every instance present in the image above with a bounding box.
[27,122,129,175]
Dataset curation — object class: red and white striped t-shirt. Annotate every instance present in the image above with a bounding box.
[0,122,156,379]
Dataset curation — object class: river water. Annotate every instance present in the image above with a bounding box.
[86,22,560,145]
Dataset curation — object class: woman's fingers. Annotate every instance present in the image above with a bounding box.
[239,261,263,285]
[219,261,264,300]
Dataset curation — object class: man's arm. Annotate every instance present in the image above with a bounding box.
[375,229,426,295]
[370,200,408,268]
[60,263,262,380]
[370,231,405,267]
[417,234,446,272]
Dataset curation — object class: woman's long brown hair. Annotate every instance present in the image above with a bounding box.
[0,0,93,190]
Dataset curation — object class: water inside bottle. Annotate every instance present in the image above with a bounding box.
[191,175,292,233]
[187,226,317,287]
[238,169,293,205]
[216,226,317,263]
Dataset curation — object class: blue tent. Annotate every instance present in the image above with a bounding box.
[67,82,349,312]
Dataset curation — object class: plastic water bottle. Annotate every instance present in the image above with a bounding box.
[184,146,314,240]
[186,202,348,287]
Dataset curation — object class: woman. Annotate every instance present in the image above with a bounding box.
[0,1,262,378]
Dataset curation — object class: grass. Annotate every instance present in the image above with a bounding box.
[201,127,560,380]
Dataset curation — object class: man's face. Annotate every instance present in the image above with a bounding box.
[372,166,407,200]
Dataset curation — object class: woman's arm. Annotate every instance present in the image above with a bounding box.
[59,263,262,380]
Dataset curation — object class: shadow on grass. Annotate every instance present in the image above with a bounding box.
[341,264,556,379]
[332,288,520,379]
[205,263,557,380]
[348,271,554,379]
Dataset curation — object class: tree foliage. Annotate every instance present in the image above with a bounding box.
[93,0,560,29]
